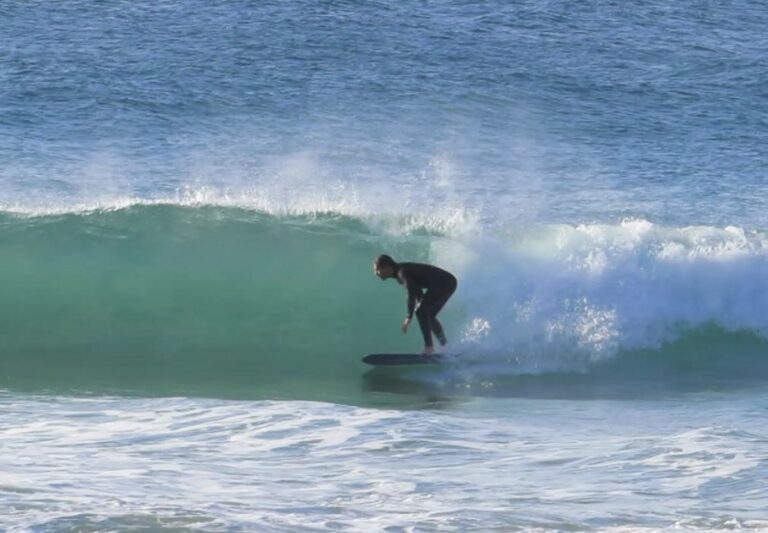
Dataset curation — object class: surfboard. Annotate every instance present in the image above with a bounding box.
[362,353,448,366]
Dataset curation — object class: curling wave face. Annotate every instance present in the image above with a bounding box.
[1,203,768,399]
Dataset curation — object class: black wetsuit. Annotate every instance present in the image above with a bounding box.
[396,262,458,349]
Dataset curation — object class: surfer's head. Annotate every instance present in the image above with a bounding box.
[374,254,397,279]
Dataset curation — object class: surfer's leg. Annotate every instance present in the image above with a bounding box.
[415,304,434,349]
[421,280,457,347]
[429,293,450,345]
[431,316,447,346]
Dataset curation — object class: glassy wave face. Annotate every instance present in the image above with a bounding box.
[2,204,768,400]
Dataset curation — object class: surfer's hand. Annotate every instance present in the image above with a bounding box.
[401,318,411,333]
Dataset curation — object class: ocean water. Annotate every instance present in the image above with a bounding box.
[2,1,768,531]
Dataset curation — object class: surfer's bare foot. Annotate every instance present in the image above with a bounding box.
[437,332,447,346]
[422,346,436,354]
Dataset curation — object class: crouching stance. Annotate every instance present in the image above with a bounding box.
[373,254,457,354]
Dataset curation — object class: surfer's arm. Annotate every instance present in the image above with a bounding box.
[399,272,421,320]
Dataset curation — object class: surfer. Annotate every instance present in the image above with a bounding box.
[373,254,458,354]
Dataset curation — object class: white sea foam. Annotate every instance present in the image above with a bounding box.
[1,392,766,531]
[435,220,768,368]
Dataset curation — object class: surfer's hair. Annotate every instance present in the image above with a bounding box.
[375,254,397,269]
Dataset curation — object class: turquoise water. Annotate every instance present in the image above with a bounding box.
[2,1,768,530]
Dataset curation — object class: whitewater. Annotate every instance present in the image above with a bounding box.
[2,0,768,531]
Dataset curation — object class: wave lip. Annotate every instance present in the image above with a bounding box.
[0,182,480,238]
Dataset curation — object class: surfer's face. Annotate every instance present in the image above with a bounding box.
[374,263,393,280]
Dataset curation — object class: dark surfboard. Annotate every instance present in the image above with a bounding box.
[362,353,448,366]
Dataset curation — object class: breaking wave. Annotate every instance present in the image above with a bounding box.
[1,202,767,399]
